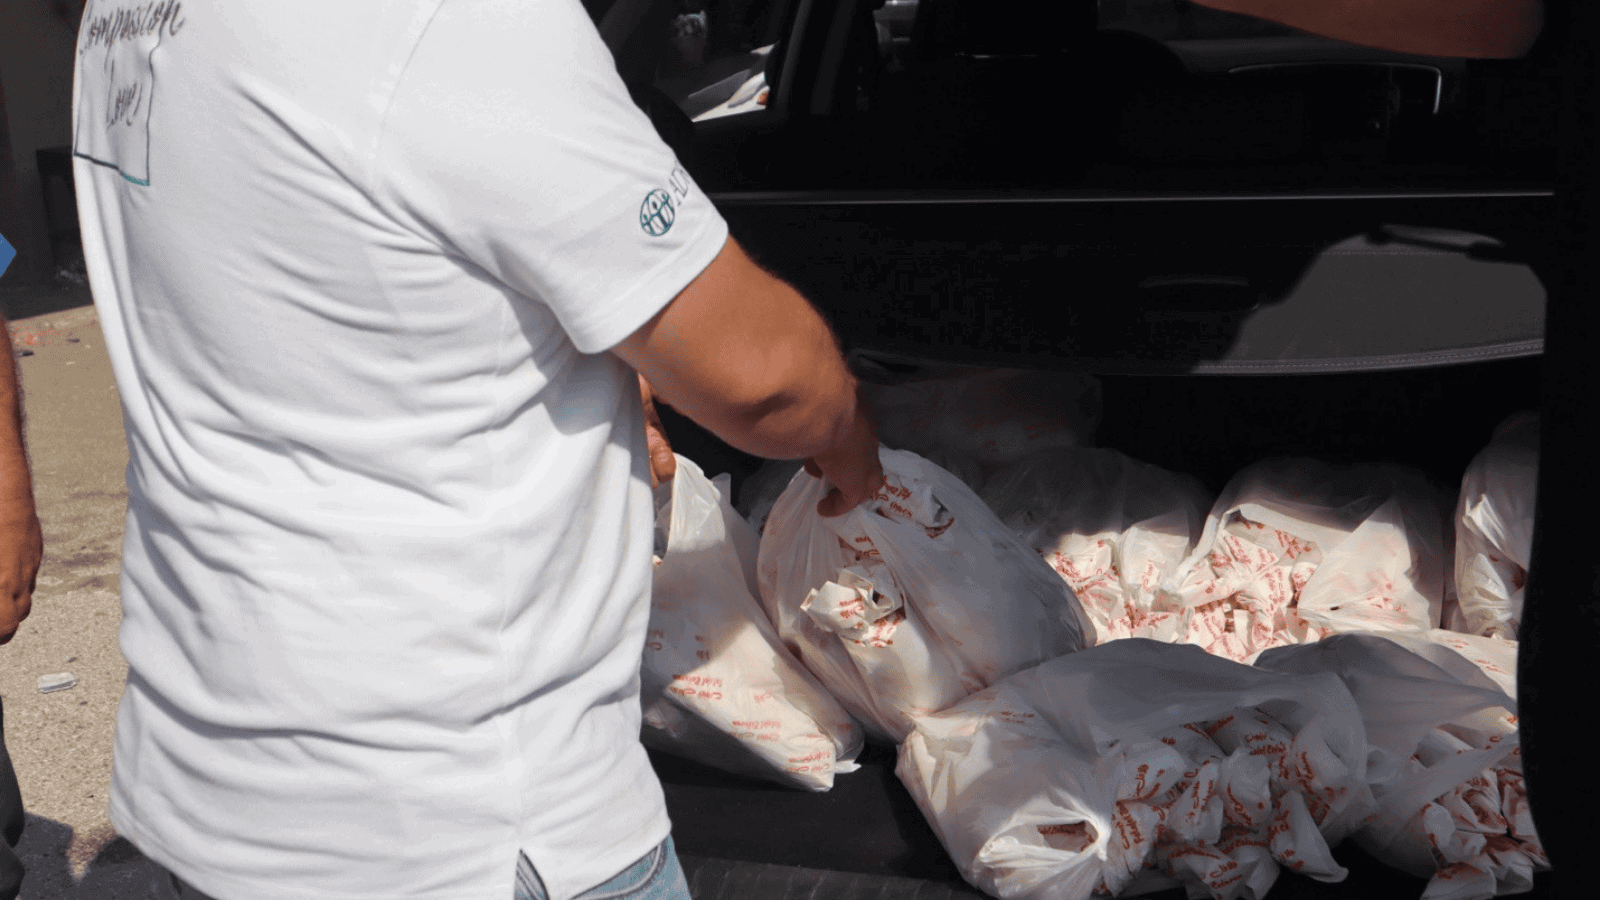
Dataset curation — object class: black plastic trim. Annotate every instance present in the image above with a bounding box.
[710,188,1555,207]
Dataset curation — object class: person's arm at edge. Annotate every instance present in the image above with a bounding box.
[0,314,41,644]
[613,236,884,517]
[1190,0,1544,59]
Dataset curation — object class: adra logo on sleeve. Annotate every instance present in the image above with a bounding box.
[639,189,674,236]
[72,1,187,187]
[639,165,695,237]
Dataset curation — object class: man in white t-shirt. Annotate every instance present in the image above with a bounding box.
[70,2,881,899]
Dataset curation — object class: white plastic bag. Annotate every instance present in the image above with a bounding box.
[859,367,1103,495]
[1410,630,1519,699]
[1257,634,1547,900]
[756,447,1090,742]
[896,639,1375,900]
[1155,459,1451,663]
[641,455,864,790]
[1449,412,1538,640]
[980,448,1213,646]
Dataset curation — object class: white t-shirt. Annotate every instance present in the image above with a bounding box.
[70,2,729,898]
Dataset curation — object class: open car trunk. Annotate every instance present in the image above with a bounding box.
[649,357,1546,900]
[591,0,1594,895]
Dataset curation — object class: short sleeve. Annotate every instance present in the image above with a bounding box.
[372,0,729,354]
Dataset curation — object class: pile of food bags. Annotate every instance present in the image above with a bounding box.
[983,452,1455,664]
[895,634,1544,900]
[634,370,1546,898]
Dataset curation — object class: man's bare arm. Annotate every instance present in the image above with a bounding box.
[0,315,41,644]
[1192,0,1543,58]
[613,237,883,516]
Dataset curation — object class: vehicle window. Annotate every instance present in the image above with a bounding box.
[655,0,781,122]
[661,0,1557,192]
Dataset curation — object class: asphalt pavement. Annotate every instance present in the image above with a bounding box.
[2,277,176,900]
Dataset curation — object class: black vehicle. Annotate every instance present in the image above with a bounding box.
[584,1,1591,897]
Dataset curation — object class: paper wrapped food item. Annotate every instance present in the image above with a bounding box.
[642,455,863,790]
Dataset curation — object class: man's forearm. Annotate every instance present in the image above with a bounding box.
[0,317,29,498]
[1194,0,1543,58]
[614,238,862,462]
[0,313,41,644]
[615,236,885,514]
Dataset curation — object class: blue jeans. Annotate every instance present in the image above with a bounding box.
[516,837,691,900]
[167,836,691,900]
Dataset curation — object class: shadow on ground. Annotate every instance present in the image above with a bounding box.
[1,246,95,323]
[16,814,174,900]
[0,281,94,323]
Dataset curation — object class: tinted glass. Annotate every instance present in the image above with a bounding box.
[657,0,1560,192]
